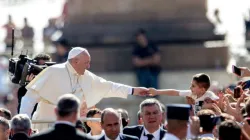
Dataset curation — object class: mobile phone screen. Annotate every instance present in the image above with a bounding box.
[234,87,241,98]
[199,101,204,106]
[233,65,241,76]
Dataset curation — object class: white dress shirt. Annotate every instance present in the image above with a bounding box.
[200,133,214,138]
[20,62,133,131]
[140,127,161,140]
[105,134,120,140]
[162,133,180,140]
[87,130,105,139]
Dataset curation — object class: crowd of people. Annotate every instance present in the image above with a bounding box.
[1,0,250,139]
[0,46,247,140]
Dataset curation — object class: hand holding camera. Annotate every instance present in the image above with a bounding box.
[26,73,35,82]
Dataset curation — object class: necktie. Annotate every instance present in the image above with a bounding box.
[145,133,154,140]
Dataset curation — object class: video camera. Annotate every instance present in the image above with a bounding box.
[9,54,55,86]
[8,28,56,86]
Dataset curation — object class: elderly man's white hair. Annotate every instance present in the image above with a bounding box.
[11,114,31,134]
[67,47,89,60]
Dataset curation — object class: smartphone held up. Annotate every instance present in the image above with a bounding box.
[232,65,242,76]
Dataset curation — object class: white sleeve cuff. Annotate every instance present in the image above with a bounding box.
[178,90,192,97]
[128,87,133,95]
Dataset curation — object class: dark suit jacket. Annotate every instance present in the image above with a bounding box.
[123,125,166,140]
[30,123,93,140]
[12,133,29,140]
[99,134,138,140]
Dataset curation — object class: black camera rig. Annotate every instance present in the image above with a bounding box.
[8,28,55,86]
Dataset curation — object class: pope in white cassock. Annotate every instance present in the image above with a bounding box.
[20,47,148,131]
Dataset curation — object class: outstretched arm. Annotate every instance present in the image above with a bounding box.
[148,88,180,96]
[90,72,148,99]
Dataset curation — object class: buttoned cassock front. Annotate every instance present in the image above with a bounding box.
[20,61,132,131]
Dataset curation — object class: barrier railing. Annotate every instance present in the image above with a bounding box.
[31,117,101,124]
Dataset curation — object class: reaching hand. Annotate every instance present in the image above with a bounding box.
[242,119,250,138]
[186,96,195,105]
[217,93,226,112]
[225,88,233,96]
[133,87,149,96]
[80,100,88,117]
[236,67,250,78]
[148,88,158,96]
[190,116,200,137]
[202,102,222,115]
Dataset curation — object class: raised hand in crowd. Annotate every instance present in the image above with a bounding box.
[202,101,222,115]
[216,92,227,111]
[242,118,250,139]
[236,93,248,111]
[190,116,200,137]
[225,81,246,97]
[237,67,250,78]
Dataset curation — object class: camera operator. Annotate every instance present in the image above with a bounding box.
[17,53,51,115]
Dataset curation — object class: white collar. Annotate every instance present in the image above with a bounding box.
[143,127,161,140]
[87,130,105,137]
[200,133,214,138]
[105,134,120,140]
[163,133,180,140]
[55,121,75,127]
[66,61,80,76]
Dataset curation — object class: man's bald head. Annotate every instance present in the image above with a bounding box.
[101,108,120,124]
[101,108,121,140]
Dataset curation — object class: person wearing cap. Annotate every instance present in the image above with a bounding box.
[163,104,191,140]
[20,47,148,131]
[148,73,219,115]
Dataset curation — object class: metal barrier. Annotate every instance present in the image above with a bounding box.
[31,117,101,124]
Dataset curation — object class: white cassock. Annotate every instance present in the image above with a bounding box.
[20,61,132,131]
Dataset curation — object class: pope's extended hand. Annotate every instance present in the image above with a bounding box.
[148,88,158,96]
[133,87,149,96]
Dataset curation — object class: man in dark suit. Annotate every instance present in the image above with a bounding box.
[30,94,93,140]
[10,114,32,140]
[123,99,166,140]
[99,108,138,140]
